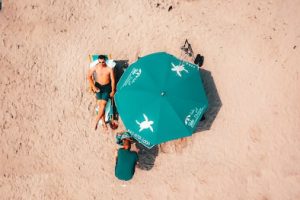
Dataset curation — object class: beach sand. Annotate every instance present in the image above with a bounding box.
[1,0,300,199]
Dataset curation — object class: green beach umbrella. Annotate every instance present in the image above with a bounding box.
[115,52,208,148]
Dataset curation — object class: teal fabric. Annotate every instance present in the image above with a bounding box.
[115,52,208,148]
[91,54,108,61]
[95,98,113,123]
[116,132,132,145]
[95,82,111,101]
[115,148,138,181]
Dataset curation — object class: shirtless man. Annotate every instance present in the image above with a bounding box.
[87,55,115,130]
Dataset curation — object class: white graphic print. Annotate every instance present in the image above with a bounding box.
[136,114,154,132]
[128,129,151,147]
[121,68,142,88]
[184,107,204,128]
[182,61,199,69]
[171,63,189,77]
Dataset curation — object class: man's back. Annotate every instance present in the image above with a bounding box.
[115,148,138,181]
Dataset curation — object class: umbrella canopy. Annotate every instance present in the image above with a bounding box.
[115,52,208,148]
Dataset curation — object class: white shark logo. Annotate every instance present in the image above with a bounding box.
[136,114,154,132]
[171,63,188,77]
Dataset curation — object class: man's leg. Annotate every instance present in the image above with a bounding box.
[101,115,106,128]
[95,100,107,130]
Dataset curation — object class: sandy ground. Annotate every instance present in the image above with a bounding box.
[1,0,300,199]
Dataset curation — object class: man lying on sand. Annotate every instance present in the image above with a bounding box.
[87,55,116,130]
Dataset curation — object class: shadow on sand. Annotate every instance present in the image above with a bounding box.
[135,143,159,171]
[196,68,222,132]
[114,60,129,83]
[112,60,129,120]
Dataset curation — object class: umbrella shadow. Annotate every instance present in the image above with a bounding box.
[112,60,129,120]
[179,39,222,132]
[135,142,159,171]
[114,60,129,83]
[195,68,222,132]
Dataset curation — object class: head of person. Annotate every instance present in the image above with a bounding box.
[123,139,131,150]
[98,55,106,66]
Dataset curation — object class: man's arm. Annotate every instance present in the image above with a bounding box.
[114,148,118,162]
[110,68,116,97]
[87,67,98,92]
[135,152,139,166]
[131,143,140,153]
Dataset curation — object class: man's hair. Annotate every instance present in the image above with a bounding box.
[123,139,131,150]
[98,55,106,60]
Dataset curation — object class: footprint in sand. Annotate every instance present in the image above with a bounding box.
[148,0,180,11]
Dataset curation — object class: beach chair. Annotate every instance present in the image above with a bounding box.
[96,98,113,125]
[87,54,123,129]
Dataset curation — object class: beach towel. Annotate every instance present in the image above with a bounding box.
[89,59,116,68]
[96,98,113,125]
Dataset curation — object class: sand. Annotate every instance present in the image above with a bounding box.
[0,0,300,199]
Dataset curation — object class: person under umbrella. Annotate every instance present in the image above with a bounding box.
[114,135,139,181]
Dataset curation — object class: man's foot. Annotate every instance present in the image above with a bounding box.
[102,123,108,131]
[94,122,98,130]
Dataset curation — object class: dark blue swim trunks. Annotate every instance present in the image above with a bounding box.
[95,82,112,101]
